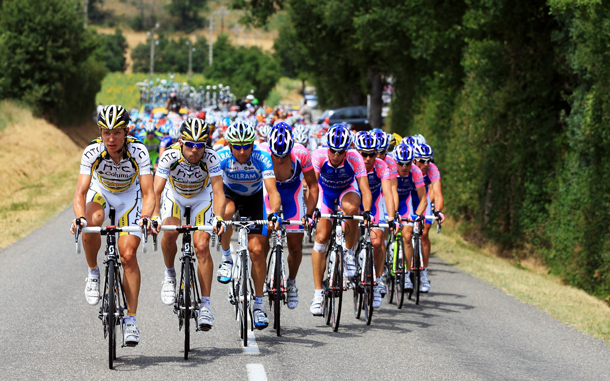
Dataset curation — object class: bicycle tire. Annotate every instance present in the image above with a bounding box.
[273,244,282,336]
[331,247,343,332]
[184,256,191,360]
[384,236,395,304]
[107,260,116,370]
[413,237,421,305]
[324,245,334,326]
[396,237,406,309]
[353,243,362,320]
[364,242,374,325]
[242,256,249,347]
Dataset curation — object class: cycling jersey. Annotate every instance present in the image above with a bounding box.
[156,143,222,198]
[384,155,398,179]
[397,165,425,219]
[143,135,161,165]
[80,137,151,193]
[364,158,390,224]
[218,144,275,196]
[312,148,367,194]
[423,162,441,189]
[159,135,174,150]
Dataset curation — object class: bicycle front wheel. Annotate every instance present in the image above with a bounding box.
[183,256,191,360]
[273,245,282,336]
[107,261,116,369]
[331,248,343,332]
[395,237,406,309]
[363,242,374,325]
[241,257,249,347]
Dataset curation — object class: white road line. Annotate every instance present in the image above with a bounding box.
[243,329,260,354]
[247,364,268,381]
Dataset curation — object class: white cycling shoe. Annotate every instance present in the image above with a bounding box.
[343,251,357,278]
[161,276,176,305]
[420,269,431,293]
[85,274,100,306]
[287,285,299,309]
[123,320,140,347]
[310,292,324,316]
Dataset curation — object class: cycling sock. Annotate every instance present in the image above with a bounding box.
[124,314,136,324]
[253,296,264,311]
[314,289,324,298]
[221,247,232,263]
[287,278,296,287]
[165,267,176,278]
[88,266,100,276]
[200,296,211,310]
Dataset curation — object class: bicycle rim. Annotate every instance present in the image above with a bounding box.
[184,257,191,360]
[331,249,343,332]
[397,239,406,309]
[107,261,115,369]
[242,258,248,347]
[273,246,282,337]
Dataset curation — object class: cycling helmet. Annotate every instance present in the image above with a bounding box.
[159,121,172,134]
[414,134,427,145]
[268,123,294,158]
[372,130,389,152]
[144,122,156,134]
[413,143,433,159]
[326,123,352,151]
[395,143,414,164]
[98,105,130,130]
[257,123,272,139]
[388,134,398,150]
[354,131,378,153]
[169,126,180,141]
[226,120,256,144]
[293,124,309,145]
[402,136,417,147]
[180,118,209,142]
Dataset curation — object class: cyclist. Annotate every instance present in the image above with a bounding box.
[412,143,445,292]
[394,143,427,291]
[70,105,155,347]
[152,118,227,330]
[143,123,162,171]
[373,130,399,296]
[354,131,397,308]
[309,124,372,316]
[216,121,282,329]
[263,123,319,309]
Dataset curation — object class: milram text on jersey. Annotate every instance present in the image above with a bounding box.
[217,144,275,196]
[80,137,151,193]
[156,142,222,198]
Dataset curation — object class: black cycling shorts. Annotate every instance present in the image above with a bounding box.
[224,185,268,236]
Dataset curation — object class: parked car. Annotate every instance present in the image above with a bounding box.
[316,105,383,131]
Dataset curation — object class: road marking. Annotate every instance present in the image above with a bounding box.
[247,364,268,381]
[243,330,259,354]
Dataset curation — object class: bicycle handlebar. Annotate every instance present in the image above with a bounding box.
[160,225,215,232]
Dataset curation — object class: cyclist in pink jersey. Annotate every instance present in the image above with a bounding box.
[395,143,428,291]
[309,124,372,316]
[354,131,397,308]
[412,143,445,292]
[262,123,319,309]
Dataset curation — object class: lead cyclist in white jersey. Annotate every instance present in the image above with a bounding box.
[70,105,155,347]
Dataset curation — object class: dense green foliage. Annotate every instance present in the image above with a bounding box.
[0,0,107,125]
[131,33,280,101]
[98,28,129,72]
[239,0,610,299]
[166,0,207,32]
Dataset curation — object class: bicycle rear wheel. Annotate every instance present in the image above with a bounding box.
[395,237,406,309]
[107,261,116,369]
[384,237,395,304]
[273,245,282,336]
[183,256,191,360]
[363,242,374,325]
[331,248,343,332]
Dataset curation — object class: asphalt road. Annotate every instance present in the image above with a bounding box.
[1,208,610,380]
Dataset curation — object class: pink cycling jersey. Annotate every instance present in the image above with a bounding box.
[384,155,398,179]
[312,148,367,194]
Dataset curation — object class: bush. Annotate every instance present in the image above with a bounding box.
[0,0,106,125]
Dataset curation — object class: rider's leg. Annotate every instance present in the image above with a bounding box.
[249,234,267,297]
[371,228,384,278]
[220,200,236,251]
[194,231,213,297]
[340,192,361,250]
[422,223,432,267]
[402,224,414,270]
[161,216,181,268]
[118,234,142,314]
[83,202,104,269]
[286,233,304,280]
[312,218,331,289]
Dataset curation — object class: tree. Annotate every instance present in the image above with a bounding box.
[166,0,206,32]
[98,28,128,72]
[0,0,107,125]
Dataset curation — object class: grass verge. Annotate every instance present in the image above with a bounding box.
[432,223,610,343]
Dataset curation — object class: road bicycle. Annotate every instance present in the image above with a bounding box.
[353,221,390,325]
[224,219,268,346]
[408,215,440,305]
[318,212,364,332]
[74,208,148,369]
[158,206,215,360]
[266,219,302,336]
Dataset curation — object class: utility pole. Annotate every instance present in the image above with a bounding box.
[83,0,88,28]
[148,23,160,81]
[187,37,195,79]
[214,6,229,33]
[208,16,214,67]
[232,24,243,45]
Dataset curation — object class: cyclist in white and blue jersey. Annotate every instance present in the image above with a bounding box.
[216,121,282,330]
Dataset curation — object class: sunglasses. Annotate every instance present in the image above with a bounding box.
[360,152,377,158]
[330,148,347,155]
[398,161,412,167]
[232,143,252,151]
[416,158,431,164]
[183,141,206,149]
